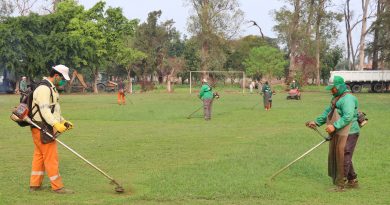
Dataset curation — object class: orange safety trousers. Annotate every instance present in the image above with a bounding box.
[117,92,126,105]
[30,127,64,190]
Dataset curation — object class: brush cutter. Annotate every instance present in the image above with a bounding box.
[187,105,203,119]
[267,125,331,183]
[187,92,220,119]
[10,103,125,193]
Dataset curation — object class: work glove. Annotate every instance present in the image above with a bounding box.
[305,121,317,129]
[64,121,73,130]
[53,122,67,133]
[61,120,73,130]
[325,124,336,134]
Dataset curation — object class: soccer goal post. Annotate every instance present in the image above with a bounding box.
[189,71,246,94]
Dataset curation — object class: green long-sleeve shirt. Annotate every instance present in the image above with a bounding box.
[199,84,213,100]
[19,80,27,92]
[290,82,299,89]
[262,84,271,94]
[315,92,360,134]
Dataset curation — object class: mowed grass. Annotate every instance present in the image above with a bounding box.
[0,88,389,205]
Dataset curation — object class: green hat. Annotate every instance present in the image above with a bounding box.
[326,76,345,90]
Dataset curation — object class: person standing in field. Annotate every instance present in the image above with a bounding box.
[199,79,214,120]
[117,78,126,105]
[249,81,255,93]
[306,76,360,192]
[30,65,74,194]
[289,80,299,90]
[19,76,28,102]
[261,81,272,110]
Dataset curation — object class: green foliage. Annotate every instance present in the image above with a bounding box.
[133,10,175,78]
[380,2,390,65]
[0,0,139,88]
[225,35,278,72]
[321,46,343,80]
[244,46,287,80]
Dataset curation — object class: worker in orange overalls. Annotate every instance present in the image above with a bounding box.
[117,78,126,105]
[29,65,74,194]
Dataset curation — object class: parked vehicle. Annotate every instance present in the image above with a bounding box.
[96,72,117,92]
[329,70,390,93]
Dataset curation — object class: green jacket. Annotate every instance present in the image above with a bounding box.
[315,89,360,134]
[290,82,299,89]
[262,84,273,95]
[199,84,213,100]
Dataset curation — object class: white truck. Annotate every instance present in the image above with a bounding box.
[329,70,390,93]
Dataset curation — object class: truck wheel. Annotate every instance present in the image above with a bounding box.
[351,84,362,93]
[373,83,384,93]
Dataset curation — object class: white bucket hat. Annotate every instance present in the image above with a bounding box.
[52,65,70,80]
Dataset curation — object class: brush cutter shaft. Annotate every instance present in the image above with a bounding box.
[269,139,327,180]
[187,105,203,118]
[27,118,115,182]
[313,127,331,141]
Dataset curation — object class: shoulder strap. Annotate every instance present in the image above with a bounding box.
[31,80,55,120]
[331,92,351,110]
[39,80,54,103]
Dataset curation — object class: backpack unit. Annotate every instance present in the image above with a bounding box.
[11,80,54,127]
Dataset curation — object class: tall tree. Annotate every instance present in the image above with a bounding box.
[115,44,146,94]
[274,0,303,81]
[344,0,354,69]
[314,0,325,85]
[67,1,108,93]
[358,0,371,70]
[243,46,287,81]
[381,1,390,64]
[186,0,244,73]
[371,0,385,69]
[274,0,341,84]
[134,10,175,89]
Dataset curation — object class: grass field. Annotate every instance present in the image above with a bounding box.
[0,88,389,205]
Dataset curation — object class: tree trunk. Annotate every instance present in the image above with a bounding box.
[358,0,370,70]
[167,76,172,93]
[15,80,20,94]
[127,69,132,94]
[315,0,325,86]
[344,4,351,70]
[167,68,175,93]
[346,0,356,70]
[372,0,383,70]
[200,0,210,72]
[288,0,301,81]
[301,0,315,84]
[93,68,99,94]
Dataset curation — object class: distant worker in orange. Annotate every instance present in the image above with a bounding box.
[30,65,74,194]
[117,78,126,105]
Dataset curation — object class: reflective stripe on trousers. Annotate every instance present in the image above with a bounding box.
[30,127,64,190]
